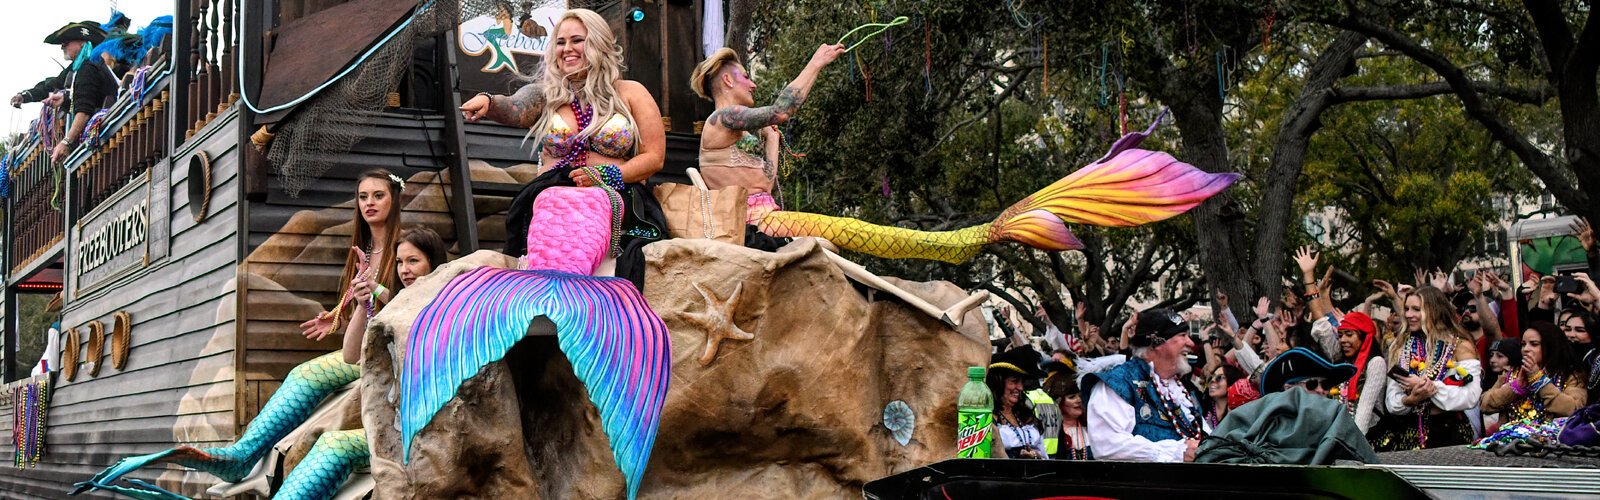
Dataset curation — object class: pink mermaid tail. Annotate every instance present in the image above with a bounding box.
[758,114,1241,263]
[519,186,614,274]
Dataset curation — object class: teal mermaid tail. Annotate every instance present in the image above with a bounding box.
[274,429,370,499]
[72,352,360,497]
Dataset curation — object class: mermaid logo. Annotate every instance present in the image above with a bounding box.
[458,11,558,74]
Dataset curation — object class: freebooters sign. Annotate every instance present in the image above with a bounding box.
[75,177,150,295]
[456,2,566,94]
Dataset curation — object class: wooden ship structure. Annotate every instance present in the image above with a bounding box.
[0,0,710,496]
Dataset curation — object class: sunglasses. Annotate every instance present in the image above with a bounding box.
[1289,378,1329,391]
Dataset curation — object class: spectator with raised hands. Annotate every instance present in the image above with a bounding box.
[1461,272,1506,362]
[1294,246,1342,360]
[1557,307,1600,405]
[1574,217,1598,276]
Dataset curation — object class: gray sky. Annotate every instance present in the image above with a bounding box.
[0,0,171,138]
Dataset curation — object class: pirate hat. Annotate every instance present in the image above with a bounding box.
[1260,347,1357,394]
[44,21,106,45]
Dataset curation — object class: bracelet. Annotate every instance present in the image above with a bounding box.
[1527,376,1552,395]
[375,283,389,300]
[597,164,626,191]
[1303,292,1321,300]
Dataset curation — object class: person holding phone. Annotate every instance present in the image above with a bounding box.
[1368,286,1482,451]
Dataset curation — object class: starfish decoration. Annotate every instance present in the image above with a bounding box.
[682,281,754,366]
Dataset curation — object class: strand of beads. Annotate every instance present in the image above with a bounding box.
[553,102,595,171]
[581,166,625,257]
[1149,371,1205,439]
[595,164,626,191]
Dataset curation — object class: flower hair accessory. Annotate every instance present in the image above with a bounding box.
[388,173,406,191]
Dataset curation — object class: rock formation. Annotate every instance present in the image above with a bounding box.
[360,238,989,498]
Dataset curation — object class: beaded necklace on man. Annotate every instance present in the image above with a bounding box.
[1148,369,1206,440]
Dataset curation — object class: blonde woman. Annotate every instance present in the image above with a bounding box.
[1369,286,1483,451]
[459,8,667,288]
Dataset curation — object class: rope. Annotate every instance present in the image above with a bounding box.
[836,16,908,53]
[236,0,438,114]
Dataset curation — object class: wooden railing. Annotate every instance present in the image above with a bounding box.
[186,0,239,137]
[74,82,170,218]
[9,141,64,274]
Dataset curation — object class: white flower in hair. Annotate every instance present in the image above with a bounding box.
[388,174,406,191]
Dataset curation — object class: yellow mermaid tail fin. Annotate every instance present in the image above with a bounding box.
[759,213,991,264]
[760,111,1241,263]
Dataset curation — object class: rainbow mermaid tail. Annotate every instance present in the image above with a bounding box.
[72,352,361,499]
[758,114,1241,263]
[400,266,671,499]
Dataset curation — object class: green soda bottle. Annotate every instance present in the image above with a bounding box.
[956,366,994,458]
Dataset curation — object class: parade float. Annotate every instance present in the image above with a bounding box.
[7,1,1590,500]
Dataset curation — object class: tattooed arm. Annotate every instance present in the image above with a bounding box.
[461,83,544,128]
[708,43,845,132]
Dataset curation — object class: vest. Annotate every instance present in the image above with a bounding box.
[1026,388,1060,455]
[1083,359,1196,443]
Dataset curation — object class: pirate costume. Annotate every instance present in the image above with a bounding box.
[1083,309,1209,462]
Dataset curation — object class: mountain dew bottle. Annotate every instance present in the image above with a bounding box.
[956,366,994,458]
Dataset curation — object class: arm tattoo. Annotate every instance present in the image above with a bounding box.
[710,86,807,132]
[486,83,545,127]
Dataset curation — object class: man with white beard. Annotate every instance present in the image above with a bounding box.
[1082,308,1210,462]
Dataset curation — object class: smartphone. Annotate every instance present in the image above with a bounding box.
[1555,274,1581,295]
[1387,365,1411,381]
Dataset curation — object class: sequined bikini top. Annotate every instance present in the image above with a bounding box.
[542,113,636,159]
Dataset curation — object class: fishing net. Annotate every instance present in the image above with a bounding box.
[268,0,621,196]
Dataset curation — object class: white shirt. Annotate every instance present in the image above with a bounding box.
[1086,362,1210,462]
[995,418,1049,459]
[30,324,60,376]
[1384,357,1483,414]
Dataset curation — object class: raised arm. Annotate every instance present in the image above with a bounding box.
[708,44,845,132]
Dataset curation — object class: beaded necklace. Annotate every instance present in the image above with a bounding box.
[1400,333,1456,448]
[553,101,596,171]
[550,98,626,257]
[1148,370,1205,440]
[1060,423,1090,460]
[998,410,1042,457]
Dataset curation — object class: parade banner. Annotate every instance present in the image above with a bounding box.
[456,2,568,95]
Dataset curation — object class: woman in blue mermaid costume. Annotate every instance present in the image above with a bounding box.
[71,172,411,499]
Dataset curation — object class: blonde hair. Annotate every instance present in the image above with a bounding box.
[691,47,741,100]
[1387,286,1471,364]
[530,9,636,150]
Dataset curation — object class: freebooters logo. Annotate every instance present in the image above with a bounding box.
[458,8,563,74]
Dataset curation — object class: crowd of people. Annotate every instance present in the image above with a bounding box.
[986,233,1600,462]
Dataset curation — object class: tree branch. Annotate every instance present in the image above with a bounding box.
[1330,81,1555,105]
[1523,0,1575,80]
[927,66,1036,153]
[1326,13,1588,211]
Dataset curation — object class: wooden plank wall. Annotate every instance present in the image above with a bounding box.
[0,113,243,499]
[239,111,542,412]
